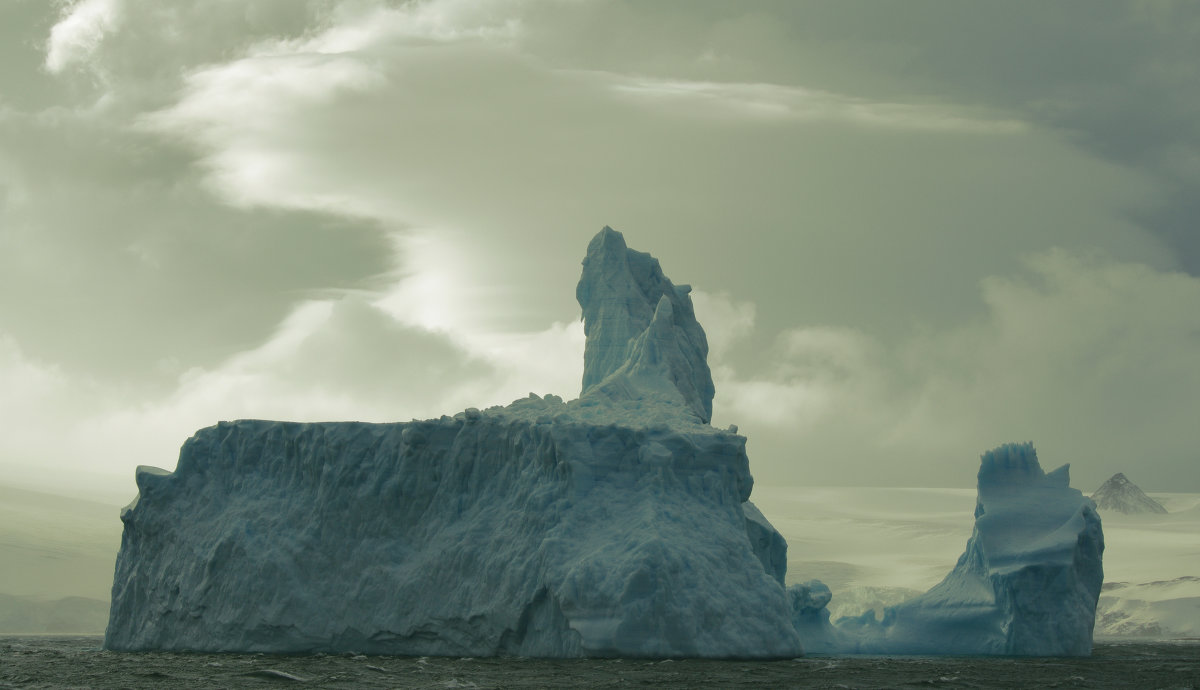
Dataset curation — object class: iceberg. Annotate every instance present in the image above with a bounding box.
[105,227,799,657]
[798,443,1105,656]
[105,226,1105,658]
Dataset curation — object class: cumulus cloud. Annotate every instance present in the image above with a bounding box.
[714,251,1200,491]
[891,250,1200,486]
[690,290,755,361]
[714,326,884,432]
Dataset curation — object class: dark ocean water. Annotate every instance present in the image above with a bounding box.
[2,636,1198,689]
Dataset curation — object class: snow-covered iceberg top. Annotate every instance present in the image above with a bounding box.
[105,227,797,657]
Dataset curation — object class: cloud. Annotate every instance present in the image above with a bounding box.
[0,332,122,497]
[139,51,389,214]
[0,103,394,384]
[145,296,495,423]
[691,290,755,361]
[709,250,1200,491]
[44,0,123,75]
[892,249,1200,484]
[134,0,538,222]
[714,326,883,431]
[609,77,1026,132]
[281,0,522,53]
[0,335,75,448]
[7,0,1198,500]
[138,0,1159,343]
[758,1,1200,273]
[0,288,582,502]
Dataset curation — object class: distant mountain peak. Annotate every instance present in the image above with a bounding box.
[1091,473,1167,514]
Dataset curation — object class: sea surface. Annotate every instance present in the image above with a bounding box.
[2,636,1198,689]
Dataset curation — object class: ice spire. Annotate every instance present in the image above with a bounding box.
[575,226,714,423]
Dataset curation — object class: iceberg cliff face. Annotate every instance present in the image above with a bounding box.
[806,443,1104,656]
[106,227,798,657]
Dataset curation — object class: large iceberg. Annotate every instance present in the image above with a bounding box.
[798,443,1105,656]
[106,227,1105,658]
[106,227,799,657]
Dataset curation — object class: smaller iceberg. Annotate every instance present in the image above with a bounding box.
[795,442,1105,656]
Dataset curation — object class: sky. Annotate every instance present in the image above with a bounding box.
[1,0,1199,503]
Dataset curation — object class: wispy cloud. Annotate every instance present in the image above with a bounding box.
[609,76,1027,132]
[272,0,522,55]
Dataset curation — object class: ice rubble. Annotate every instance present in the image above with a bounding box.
[106,227,1104,658]
[106,227,799,657]
[797,443,1105,656]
